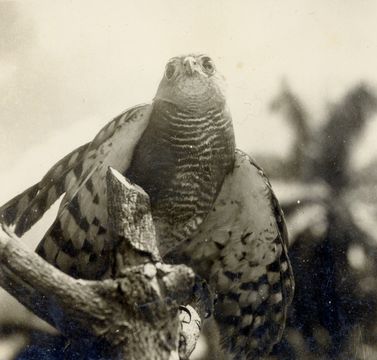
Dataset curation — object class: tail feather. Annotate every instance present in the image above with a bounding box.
[0,143,90,237]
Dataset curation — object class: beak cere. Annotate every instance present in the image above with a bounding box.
[183,56,199,76]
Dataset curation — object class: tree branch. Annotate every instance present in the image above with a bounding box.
[0,168,201,359]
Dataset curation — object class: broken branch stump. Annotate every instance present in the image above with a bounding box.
[0,167,201,359]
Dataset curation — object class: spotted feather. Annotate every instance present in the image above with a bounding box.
[177,150,294,359]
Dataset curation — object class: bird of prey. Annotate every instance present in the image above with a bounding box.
[0,54,294,359]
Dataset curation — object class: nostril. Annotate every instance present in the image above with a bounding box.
[183,57,198,75]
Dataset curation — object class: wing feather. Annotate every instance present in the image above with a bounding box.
[36,104,152,279]
[0,143,90,236]
[181,150,294,359]
[248,155,295,341]
[0,103,151,246]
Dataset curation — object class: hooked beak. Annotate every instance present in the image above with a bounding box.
[183,56,200,76]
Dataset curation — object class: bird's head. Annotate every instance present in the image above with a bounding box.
[154,54,227,111]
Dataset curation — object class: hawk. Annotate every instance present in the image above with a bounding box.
[0,54,294,359]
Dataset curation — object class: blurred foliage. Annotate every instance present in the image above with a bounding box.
[263,83,377,360]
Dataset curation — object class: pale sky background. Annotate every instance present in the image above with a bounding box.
[1,0,377,247]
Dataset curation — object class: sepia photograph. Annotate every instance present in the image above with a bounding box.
[1,1,377,359]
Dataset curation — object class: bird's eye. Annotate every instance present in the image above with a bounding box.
[165,63,176,80]
[201,57,215,75]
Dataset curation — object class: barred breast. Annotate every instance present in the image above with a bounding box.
[126,99,235,254]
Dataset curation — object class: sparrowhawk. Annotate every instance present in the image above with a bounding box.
[0,54,294,359]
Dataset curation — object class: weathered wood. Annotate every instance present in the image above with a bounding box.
[107,168,161,272]
[0,167,201,359]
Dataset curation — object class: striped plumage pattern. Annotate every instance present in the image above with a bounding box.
[126,99,234,255]
[0,104,152,278]
[1,55,235,279]
[0,55,293,358]
[0,143,90,237]
[36,104,152,278]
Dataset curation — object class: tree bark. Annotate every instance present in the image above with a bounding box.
[0,168,201,359]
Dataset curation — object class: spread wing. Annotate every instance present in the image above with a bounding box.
[183,149,294,359]
[0,143,90,236]
[39,104,152,279]
[0,104,152,278]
